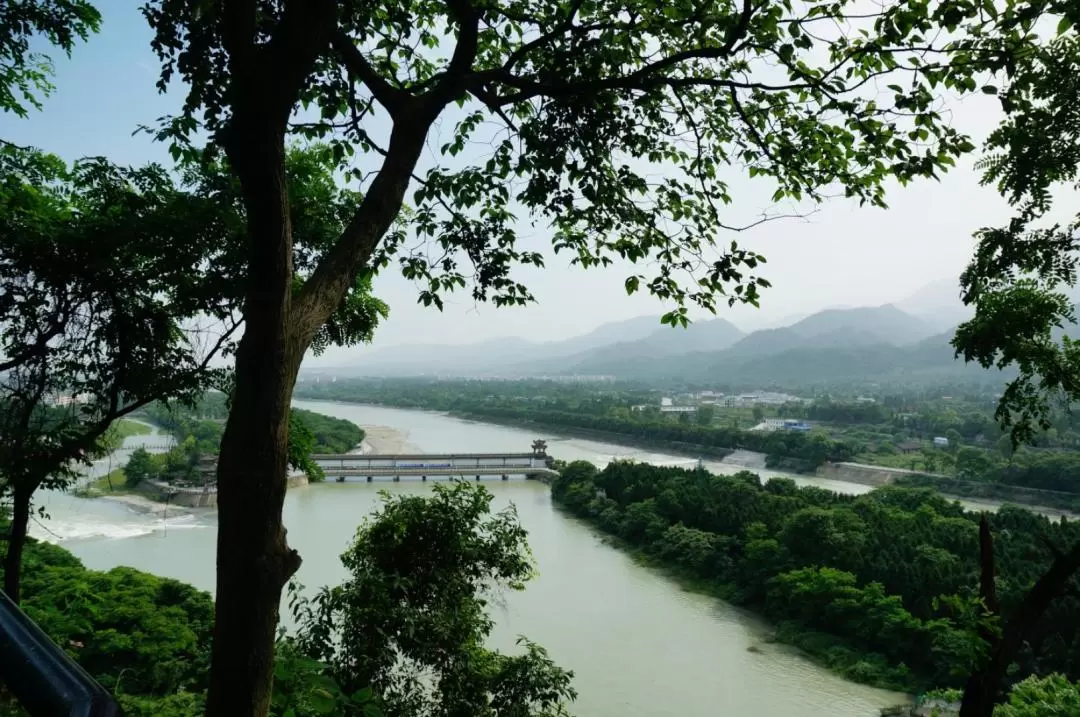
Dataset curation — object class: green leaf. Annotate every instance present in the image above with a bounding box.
[310,688,336,714]
[1057,16,1073,35]
[352,687,374,703]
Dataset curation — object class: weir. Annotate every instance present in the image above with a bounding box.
[312,441,558,482]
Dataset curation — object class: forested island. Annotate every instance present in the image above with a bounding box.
[550,460,1080,699]
[87,394,366,494]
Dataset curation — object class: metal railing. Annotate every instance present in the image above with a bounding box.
[0,590,120,716]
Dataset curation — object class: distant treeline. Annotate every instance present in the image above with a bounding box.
[296,380,854,470]
[551,461,1080,693]
[457,405,855,470]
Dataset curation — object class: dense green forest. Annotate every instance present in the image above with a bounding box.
[551,461,1080,695]
[0,534,214,716]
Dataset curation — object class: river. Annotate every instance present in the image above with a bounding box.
[31,402,908,717]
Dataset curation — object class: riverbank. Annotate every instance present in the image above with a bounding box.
[329,400,1080,515]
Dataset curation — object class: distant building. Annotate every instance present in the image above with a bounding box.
[659,406,697,413]
[722,391,806,407]
[196,454,218,486]
[898,440,922,454]
[660,397,673,407]
[759,418,811,432]
[933,436,950,448]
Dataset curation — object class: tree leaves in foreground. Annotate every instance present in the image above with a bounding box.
[290,482,575,717]
[943,11,1080,717]
[0,0,100,117]
[952,10,1080,446]
[0,141,386,603]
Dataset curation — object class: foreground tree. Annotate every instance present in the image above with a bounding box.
[0,142,385,602]
[946,7,1080,716]
[291,482,575,717]
[142,0,1008,711]
[0,145,238,602]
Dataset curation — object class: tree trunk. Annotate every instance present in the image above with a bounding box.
[959,535,1080,717]
[203,63,435,716]
[204,132,303,717]
[3,485,33,604]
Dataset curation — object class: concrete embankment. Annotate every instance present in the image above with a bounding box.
[135,472,310,508]
[815,461,941,487]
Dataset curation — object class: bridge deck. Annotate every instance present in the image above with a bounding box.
[311,452,538,461]
[323,466,559,480]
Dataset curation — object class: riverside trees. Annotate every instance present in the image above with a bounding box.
[137,0,1010,707]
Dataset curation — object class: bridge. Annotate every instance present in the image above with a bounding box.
[312,442,558,482]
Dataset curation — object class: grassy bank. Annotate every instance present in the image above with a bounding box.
[78,468,134,496]
[110,419,153,440]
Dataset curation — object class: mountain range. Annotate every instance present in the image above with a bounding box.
[305,280,1021,387]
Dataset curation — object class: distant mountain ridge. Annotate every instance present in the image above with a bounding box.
[302,282,1027,386]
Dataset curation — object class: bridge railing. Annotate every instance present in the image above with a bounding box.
[0,589,120,716]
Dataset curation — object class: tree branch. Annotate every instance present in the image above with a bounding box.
[256,0,337,124]
[424,0,482,105]
[292,123,432,346]
[331,31,413,118]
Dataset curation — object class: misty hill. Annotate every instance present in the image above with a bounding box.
[549,317,745,375]
[686,304,935,359]
[574,330,1009,387]
[321,314,666,377]
[893,277,1080,334]
[895,278,972,333]
[537,305,992,387]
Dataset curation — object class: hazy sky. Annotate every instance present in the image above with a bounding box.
[0,1,1022,365]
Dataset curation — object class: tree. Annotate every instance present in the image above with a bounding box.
[0,143,385,603]
[946,429,963,452]
[124,447,157,487]
[0,0,100,117]
[696,404,715,426]
[0,146,239,602]
[994,674,1080,717]
[291,482,575,717]
[943,7,1080,716]
[141,0,992,712]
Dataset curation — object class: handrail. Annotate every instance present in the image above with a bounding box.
[0,589,121,716]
